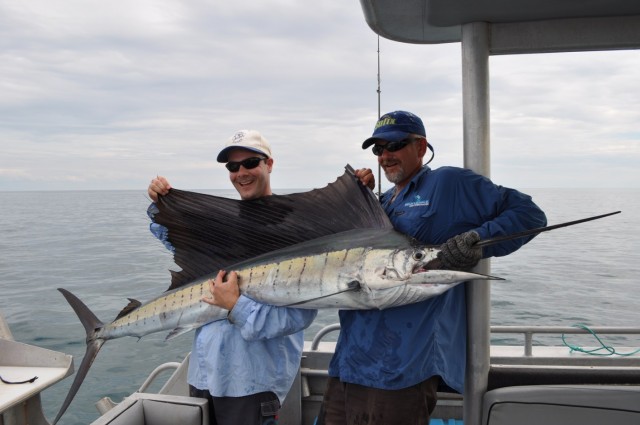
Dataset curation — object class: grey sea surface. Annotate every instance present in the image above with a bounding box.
[1,188,639,424]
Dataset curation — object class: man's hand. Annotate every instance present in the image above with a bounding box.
[148,176,171,203]
[354,168,375,190]
[437,231,482,270]
[202,270,240,311]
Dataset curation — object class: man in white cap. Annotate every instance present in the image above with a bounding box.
[215,129,275,200]
[148,130,317,425]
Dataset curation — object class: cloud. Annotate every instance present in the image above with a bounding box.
[1,1,639,191]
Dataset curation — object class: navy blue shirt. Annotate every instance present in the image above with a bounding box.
[328,165,547,392]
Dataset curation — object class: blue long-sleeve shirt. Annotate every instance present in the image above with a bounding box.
[328,166,547,393]
[148,204,317,404]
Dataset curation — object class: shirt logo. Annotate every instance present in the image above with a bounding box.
[405,194,430,208]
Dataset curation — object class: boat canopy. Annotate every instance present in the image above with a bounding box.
[359,0,640,52]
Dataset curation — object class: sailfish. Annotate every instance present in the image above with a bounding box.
[53,165,619,424]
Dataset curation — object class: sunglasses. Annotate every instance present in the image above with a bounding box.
[225,157,266,172]
[372,139,419,156]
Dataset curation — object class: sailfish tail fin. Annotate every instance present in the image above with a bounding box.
[53,288,107,425]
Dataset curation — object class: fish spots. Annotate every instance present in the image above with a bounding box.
[284,261,296,286]
[341,249,350,263]
[257,266,267,282]
[298,257,308,284]
[272,262,281,285]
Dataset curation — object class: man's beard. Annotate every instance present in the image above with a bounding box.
[383,165,405,184]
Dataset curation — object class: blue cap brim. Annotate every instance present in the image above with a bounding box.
[361,130,411,149]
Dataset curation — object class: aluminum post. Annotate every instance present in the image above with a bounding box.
[461,21,491,425]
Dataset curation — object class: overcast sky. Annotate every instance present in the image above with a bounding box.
[2,0,639,192]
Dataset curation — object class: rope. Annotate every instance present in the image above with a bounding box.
[0,374,38,384]
[561,323,640,356]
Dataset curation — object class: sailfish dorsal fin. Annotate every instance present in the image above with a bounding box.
[154,165,392,290]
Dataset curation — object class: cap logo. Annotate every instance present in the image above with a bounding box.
[375,117,396,129]
[231,131,246,144]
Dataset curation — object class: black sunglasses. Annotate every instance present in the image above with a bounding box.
[371,139,413,156]
[225,157,266,172]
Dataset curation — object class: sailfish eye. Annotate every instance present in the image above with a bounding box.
[412,250,425,261]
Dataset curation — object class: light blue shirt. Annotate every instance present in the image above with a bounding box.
[187,295,316,403]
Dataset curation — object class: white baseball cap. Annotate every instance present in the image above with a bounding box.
[216,130,272,162]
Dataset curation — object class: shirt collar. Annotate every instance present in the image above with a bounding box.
[382,165,431,205]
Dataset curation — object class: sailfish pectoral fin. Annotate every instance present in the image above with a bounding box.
[425,270,504,282]
[165,326,196,341]
[283,280,362,307]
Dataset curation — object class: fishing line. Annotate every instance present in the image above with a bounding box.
[561,323,640,356]
[376,35,382,198]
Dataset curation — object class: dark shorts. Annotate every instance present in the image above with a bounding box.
[189,386,280,425]
[317,376,440,425]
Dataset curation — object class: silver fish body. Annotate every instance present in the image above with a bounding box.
[96,228,490,342]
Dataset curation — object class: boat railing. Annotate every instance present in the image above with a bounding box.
[490,325,640,357]
[309,324,341,350]
[308,323,640,358]
[137,362,182,393]
[95,359,189,415]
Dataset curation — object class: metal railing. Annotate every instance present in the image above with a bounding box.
[490,325,640,356]
[309,323,640,356]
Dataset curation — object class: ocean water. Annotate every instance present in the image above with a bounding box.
[1,188,639,424]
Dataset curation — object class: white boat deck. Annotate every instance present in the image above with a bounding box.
[0,316,73,424]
